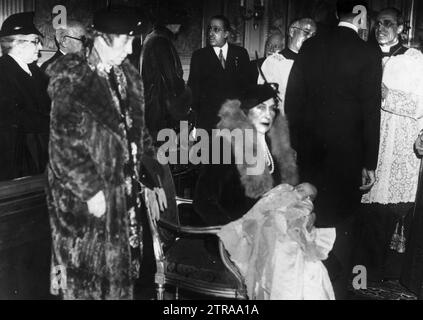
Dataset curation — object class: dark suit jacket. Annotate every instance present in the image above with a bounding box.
[188,44,251,130]
[41,50,64,72]
[0,55,50,180]
[285,26,382,226]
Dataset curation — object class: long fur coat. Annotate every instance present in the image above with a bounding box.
[193,100,299,226]
[141,26,191,141]
[45,51,154,300]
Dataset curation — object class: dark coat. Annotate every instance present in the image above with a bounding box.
[46,51,154,299]
[0,54,50,181]
[41,50,64,72]
[141,26,191,141]
[193,100,299,226]
[188,44,252,131]
[249,57,265,85]
[285,26,382,226]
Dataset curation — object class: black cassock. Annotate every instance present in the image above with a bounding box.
[402,160,423,298]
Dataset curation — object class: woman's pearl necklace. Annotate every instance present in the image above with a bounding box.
[264,141,274,174]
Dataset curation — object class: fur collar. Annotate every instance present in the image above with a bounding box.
[47,51,146,161]
[47,51,144,137]
[217,100,299,199]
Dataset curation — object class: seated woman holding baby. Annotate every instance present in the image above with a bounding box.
[193,84,335,300]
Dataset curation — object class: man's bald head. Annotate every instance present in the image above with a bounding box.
[55,20,86,54]
[288,18,317,53]
[264,32,284,57]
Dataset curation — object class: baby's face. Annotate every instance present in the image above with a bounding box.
[294,183,317,201]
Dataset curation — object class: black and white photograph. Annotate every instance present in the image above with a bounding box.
[0,0,423,305]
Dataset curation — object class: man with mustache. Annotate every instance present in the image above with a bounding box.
[188,15,251,131]
[355,7,423,291]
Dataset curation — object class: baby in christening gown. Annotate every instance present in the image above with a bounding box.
[218,183,336,300]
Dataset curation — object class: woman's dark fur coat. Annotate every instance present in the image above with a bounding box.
[45,51,154,299]
[193,100,299,226]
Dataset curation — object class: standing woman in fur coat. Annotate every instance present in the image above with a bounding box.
[46,8,162,300]
[193,84,299,226]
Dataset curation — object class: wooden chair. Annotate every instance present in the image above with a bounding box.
[142,156,247,300]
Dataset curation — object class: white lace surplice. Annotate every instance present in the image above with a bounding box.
[218,184,336,300]
[258,53,294,114]
[362,49,423,204]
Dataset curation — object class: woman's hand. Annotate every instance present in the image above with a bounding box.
[87,191,106,218]
[145,187,167,221]
[154,187,167,212]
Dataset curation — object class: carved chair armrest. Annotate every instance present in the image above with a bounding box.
[158,219,247,298]
[175,197,193,206]
[158,219,222,235]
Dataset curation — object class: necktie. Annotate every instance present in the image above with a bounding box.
[219,48,225,69]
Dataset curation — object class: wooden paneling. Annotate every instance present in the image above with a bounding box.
[0,0,35,26]
[34,0,107,51]
[0,176,51,299]
[0,0,35,56]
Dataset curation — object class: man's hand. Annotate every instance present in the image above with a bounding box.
[360,168,376,191]
[415,133,423,156]
[145,187,167,221]
[87,191,106,218]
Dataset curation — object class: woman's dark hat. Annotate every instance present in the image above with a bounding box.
[93,6,143,35]
[0,12,42,37]
[241,83,280,110]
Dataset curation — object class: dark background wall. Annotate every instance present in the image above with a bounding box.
[1,0,421,75]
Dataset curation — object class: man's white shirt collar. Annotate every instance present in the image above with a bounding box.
[8,54,32,76]
[338,21,359,33]
[213,42,228,60]
[380,39,399,53]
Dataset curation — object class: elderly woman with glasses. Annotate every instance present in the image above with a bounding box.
[0,12,50,181]
[45,7,164,300]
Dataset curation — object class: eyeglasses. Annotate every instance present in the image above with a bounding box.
[208,26,224,33]
[292,27,316,37]
[64,35,86,43]
[20,38,42,45]
[376,20,397,29]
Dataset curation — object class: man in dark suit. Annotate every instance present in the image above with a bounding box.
[188,15,251,131]
[41,20,86,72]
[285,0,382,298]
